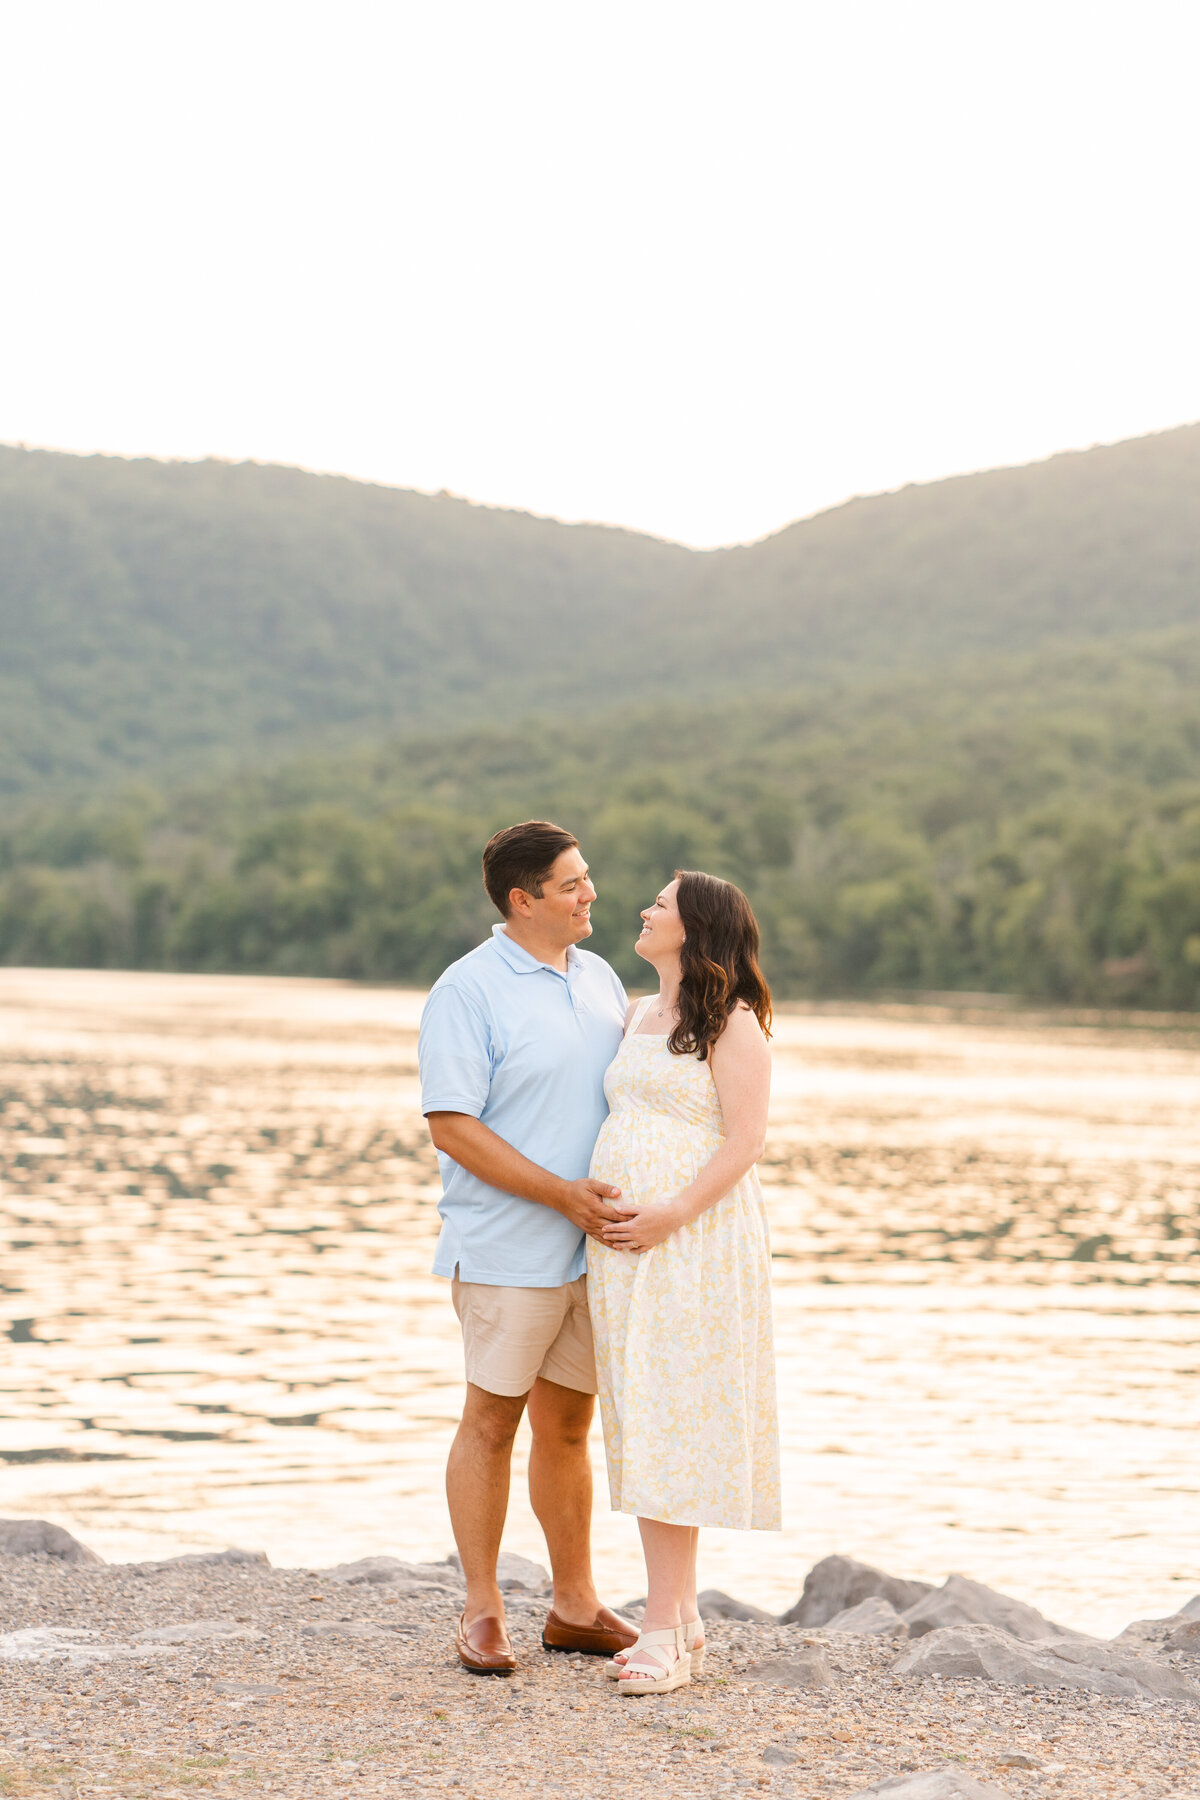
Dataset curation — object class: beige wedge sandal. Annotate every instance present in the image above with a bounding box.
[684,1617,706,1677]
[616,1624,692,1696]
[606,1616,705,1680]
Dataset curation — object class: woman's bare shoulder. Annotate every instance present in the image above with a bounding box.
[729,999,766,1029]
[714,1002,769,1053]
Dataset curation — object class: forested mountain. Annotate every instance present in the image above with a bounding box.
[0,447,689,794]
[4,426,1200,1004]
[3,424,1199,796]
[682,423,1200,679]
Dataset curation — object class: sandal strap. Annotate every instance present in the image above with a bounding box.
[629,1626,682,1649]
[619,1624,686,1678]
[622,1643,676,1676]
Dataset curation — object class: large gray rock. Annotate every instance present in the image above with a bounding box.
[496,1550,551,1592]
[894,1622,1200,1701]
[900,1575,1077,1643]
[853,1774,1013,1799]
[447,1549,550,1592]
[330,1548,545,1592]
[0,1518,103,1565]
[781,1555,932,1627]
[1165,1620,1200,1656]
[698,1588,776,1624]
[1113,1595,1200,1647]
[824,1596,910,1638]
[320,1555,462,1589]
[744,1648,834,1689]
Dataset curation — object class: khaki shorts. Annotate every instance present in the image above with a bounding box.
[451,1273,597,1398]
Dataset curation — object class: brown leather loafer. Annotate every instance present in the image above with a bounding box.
[455,1611,516,1675]
[541,1604,639,1657]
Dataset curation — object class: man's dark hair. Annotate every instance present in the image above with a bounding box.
[482,820,580,918]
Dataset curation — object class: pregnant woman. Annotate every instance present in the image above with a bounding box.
[587,869,780,1695]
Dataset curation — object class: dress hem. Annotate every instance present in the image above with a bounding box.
[608,1496,782,1532]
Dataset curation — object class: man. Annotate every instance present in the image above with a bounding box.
[419,819,639,1675]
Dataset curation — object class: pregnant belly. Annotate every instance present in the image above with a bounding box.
[590,1115,722,1206]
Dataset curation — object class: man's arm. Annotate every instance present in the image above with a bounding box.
[426,1112,623,1240]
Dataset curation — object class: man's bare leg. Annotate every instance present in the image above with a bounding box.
[446,1383,527,1627]
[526,1377,602,1625]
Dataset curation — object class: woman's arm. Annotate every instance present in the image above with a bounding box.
[599,1005,770,1253]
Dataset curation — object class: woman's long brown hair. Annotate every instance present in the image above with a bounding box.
[667,870,773,1061]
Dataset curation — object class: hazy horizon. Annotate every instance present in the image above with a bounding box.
[7,418,1196,554]
[4,1,1198,548]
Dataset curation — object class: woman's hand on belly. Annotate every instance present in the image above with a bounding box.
[600,1195,686,1254]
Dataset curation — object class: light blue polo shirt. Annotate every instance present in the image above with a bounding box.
[419,924,628,1287]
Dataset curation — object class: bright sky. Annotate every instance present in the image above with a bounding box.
[2,1,1197,548]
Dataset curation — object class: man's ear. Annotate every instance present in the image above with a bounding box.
[508,886,534,919]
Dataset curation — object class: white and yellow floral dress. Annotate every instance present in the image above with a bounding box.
[586,998,781,1530]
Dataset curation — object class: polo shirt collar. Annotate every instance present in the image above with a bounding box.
[491,922,578,977]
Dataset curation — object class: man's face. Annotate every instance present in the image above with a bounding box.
[521,846,596,945]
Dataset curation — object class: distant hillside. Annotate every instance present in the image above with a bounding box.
[0,448,688,794]
[684,424,1200,679]
[2,425,1199,796]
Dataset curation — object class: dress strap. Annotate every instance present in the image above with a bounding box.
[627,995,656,1035]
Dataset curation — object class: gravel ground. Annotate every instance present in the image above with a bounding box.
[3,1556,1200,1799]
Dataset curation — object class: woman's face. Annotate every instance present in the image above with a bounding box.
[635,878,686,964]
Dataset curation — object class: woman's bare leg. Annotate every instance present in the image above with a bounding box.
[682,1528,699,1620]
[683,1528,704,1654]
[637,1517,697,1633]
[609,1520,700,1674]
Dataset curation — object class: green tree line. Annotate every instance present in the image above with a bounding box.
[4,631,1200,1007]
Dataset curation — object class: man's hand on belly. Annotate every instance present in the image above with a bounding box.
[555,1177,625,1239]
[425,1112,622,1237]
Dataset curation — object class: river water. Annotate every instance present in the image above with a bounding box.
[1,968,1197,1637]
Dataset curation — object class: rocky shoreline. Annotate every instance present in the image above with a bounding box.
[2,1521,1198,1799]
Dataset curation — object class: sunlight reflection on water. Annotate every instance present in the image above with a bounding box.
[1,969,1197,1637]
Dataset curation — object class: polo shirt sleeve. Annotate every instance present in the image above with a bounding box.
[419,982,493,1118]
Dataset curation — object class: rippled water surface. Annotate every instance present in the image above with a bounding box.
[2,969,1198,1636]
